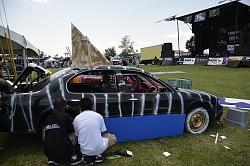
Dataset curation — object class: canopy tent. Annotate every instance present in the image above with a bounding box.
[44,57,58,63]
[0,25,39,57]
[0,25,40,80]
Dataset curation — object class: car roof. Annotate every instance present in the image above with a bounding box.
[73,65,145,73]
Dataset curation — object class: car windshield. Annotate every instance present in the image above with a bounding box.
[32,68,72,91]
[49,68,72,80]
[145,71,160,80]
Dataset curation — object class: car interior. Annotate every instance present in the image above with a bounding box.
[68,71,117,93]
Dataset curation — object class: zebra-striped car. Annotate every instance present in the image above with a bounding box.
[0,65,223,135]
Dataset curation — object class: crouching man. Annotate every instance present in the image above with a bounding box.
[43,99,82,166]
[73,98,117,165]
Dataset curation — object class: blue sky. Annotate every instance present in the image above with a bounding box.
[1,0,250,56]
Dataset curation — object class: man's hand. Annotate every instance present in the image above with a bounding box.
[69,133,77,145]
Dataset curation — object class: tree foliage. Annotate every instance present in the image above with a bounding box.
[119,35,135,58]
[104,47,116,57]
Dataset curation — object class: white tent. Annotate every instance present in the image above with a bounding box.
[0,25,39,57]
[44,57,58,63]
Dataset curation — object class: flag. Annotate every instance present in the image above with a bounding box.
[71,24,111,68]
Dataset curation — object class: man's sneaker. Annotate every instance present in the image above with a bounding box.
[70,155,82,165]
[82,155,94,166]
[47,161,59,166]
[94,155,104,163]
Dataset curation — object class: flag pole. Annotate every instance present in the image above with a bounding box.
[177,19,181,57]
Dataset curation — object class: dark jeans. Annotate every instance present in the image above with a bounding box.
[44,139,74,163]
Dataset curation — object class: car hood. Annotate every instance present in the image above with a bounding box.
[177,88,217,100]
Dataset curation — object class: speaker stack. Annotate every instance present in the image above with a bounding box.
[160,43,175,65]
[161,43,174,58]
[239,26,250,56]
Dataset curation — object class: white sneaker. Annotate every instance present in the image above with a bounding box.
[47,161,59,166]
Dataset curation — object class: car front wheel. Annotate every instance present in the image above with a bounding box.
[186,107,209,134]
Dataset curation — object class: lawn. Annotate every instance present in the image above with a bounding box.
[0,65,249,166]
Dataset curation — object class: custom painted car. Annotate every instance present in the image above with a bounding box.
[0,64,223,135]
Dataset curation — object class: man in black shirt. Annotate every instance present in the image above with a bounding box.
[43,99,82,166]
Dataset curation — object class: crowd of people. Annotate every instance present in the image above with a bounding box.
[39,58,72,69]
[43,98,117,166]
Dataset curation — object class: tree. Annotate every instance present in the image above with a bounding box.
[104,47,116,57]
[186,36,195,56]
[119,35,135,58]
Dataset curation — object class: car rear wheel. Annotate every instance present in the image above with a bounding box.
[186,107,209,134]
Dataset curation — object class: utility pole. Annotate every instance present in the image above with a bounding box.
[156,15,181,57]
[177,19,181,57]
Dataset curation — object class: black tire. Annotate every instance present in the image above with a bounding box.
[185,107,209,134]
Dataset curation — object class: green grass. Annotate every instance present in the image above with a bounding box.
[142,65,250,99]
[1,65,250,166]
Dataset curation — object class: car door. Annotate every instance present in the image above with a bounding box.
[119,71,171,117]
[66,69,120,117]
[144,75,183,115]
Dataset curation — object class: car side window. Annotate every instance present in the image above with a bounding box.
[121,72,167,93]
[146,76,167,92]
[67,70,117,93]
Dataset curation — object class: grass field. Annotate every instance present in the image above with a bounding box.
[0,65,249,166]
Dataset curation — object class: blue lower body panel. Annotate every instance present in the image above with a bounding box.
[104,114,186,142]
